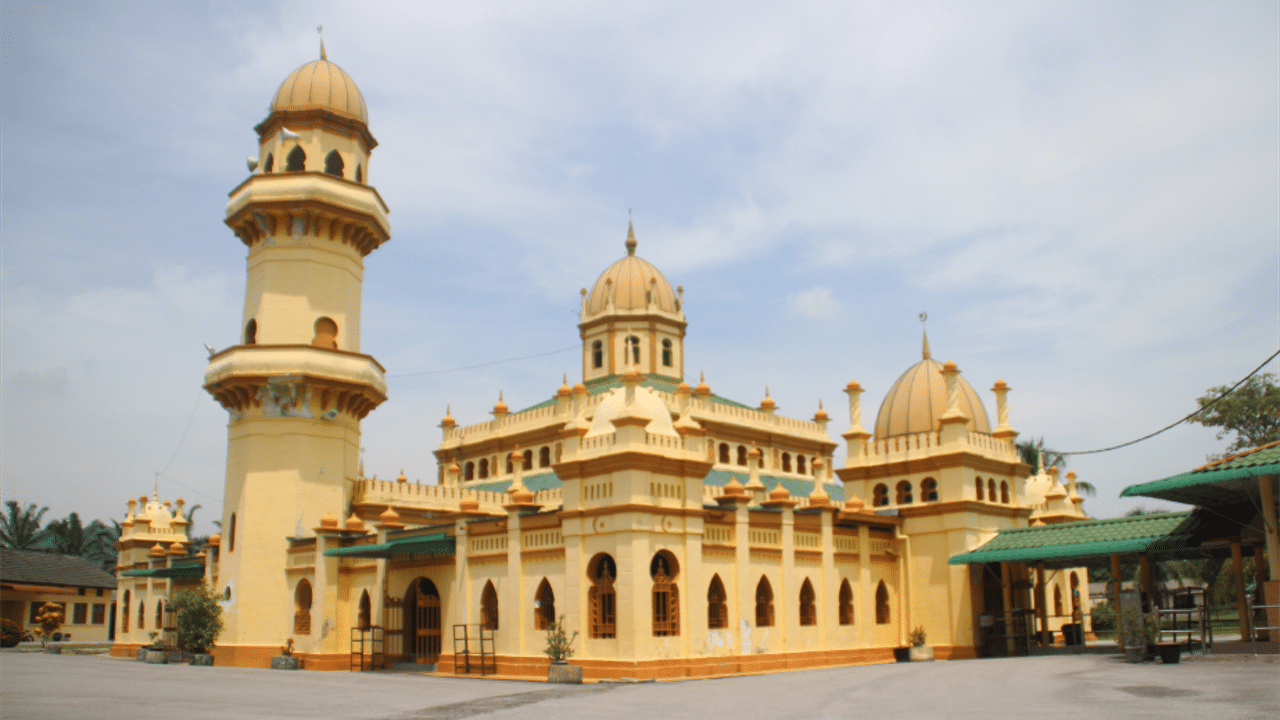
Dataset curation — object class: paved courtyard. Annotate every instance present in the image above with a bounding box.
[2,652,1276,720]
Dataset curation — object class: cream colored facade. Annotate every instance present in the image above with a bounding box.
[112,52,1093,675]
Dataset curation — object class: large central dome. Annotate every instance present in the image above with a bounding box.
[584,223,678,315]
[270,58,368,124]
[874,335,991,439]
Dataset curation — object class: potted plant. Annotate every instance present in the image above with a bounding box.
[1120,609,1158,663]
[173,584,223,666]
[142,632,168,664]
[908,626,934,661]
[272,638,300,670]
[34,603,63,654]
[543,616,581,684]
[0,618,21,648]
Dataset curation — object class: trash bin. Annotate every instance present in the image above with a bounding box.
[1062,623,1083,646]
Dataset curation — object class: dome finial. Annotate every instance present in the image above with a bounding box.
[625,216,637,256]
[919,312,931,360]
[318,25,327,60]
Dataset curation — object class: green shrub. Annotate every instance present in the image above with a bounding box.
[0,618,21,647]
[172,584,223,655]
[1091,600,1116,631]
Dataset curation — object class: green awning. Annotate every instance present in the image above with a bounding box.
[948,511,1213,567]
[120,564,205,579]
[1120,443,1280,507]
[323,532,454,559]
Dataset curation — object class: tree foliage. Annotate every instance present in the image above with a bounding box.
[1192,372,1280,456]
[0,501,49,550]
[1015,437,1096,496]
[172,584,223,655]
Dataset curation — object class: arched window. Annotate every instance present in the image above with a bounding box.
[480,580,498,630]
[988,479,997,502]
[755,576,774,627]
[1070,572,1081,620]
[264,153,274,173]
[797,455,807,475]
[707,575,728,629]
[1053,585,1063,617]
[522,449,533,471]
[535,578,555,630]
[719,443,730,464]
[464,462,475,481]
[286,145,306,172]
[155,600,163,630]
[538,446,550,468]
[875,581,890,624]
[122,590,130,633]
[505,454,513,474]
[312,317,338,349]
[324,150,344,177]
[354,164,362,183]
[839,580,854,625]
[137,600,145,630]
[626,336,640,364]
[799,579,816,626]
[921,478,938,502]
[588,554,616,638]
[896,480,913,505]
[736,445,747,466]
[358,589,371,629]
[651,552,679,637]
[873,484,889,507]
[244,318,257,345]
[478,459,489,479]
[591,340,603,369]
[975,476,984,501]
[782,453,792,472]
[661,339,672,367]
[294,579,312,634]
[228,513,236,553]
[1000,481,1010,504]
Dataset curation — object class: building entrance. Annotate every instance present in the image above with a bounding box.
[404,578,441,662]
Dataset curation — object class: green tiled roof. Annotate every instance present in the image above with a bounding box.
[0,547,117,588]
[948,511,1204,567]
[517,374,754,413]
[466,468,844,503]
[1120,441,1280,507]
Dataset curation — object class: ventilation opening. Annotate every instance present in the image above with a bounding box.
[286,146,306,172]
[244,318,257,345]
[312,317,338,349]
[591,340,603,369]
[324,150,344,177]
[354,164,363,183]
[263,153,274,173]
[661,338,672,367]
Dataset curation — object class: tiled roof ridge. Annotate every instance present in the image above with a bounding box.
[996,510,1192,535]
[1193,439,1280,472]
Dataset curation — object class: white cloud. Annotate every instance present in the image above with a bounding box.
[787,286,843,321]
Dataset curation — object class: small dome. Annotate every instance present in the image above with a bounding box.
[587,385,678,438]
[168,542,185,556]
[396,470,408,483]
[584,223,679,315]
[813,401,829,422]
[747,443,761,459]
[808,485,830,507]
[768,484,791,501]
[149,543,166,558]
[676,381,692,394]
[378,506,401,524]
[571,382,587,395]
[844,493,865,511]
[492,392,509,415]
[721,476,746,496]
[207,533,221,546]
[345,513,364,531]
[557,375,572,397]
[874,338,991,439]
[270,59,368,124]
[318,513,339,529]
[694,372,711,396]
[440,406,456,428]
[759,389,776,410]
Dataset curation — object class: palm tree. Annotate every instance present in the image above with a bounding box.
[1015,437,1097,496]
[46,512,87,555]
[81,520,119,572]
[0,501,49,549]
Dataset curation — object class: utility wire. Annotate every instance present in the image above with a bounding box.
[1059,347,1280,456]
[387,344,579,378]
[158,390,203,476]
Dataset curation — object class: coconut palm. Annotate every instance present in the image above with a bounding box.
[1015,437,1097,496]
[0,501,49,550]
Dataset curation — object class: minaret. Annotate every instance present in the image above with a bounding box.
[203,50,389,663]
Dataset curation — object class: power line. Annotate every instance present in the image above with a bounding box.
[158,389,203,476]
[1059,347,1280,456]
[387,344,579,378]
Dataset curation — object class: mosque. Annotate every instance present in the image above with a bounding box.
[110,51,1093,676]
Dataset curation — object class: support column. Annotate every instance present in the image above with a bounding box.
[779,505,795,647]
[1231,540,1249,640]
[454,519,470,631]
[1000,562,1015,656]
[858,525,871,647]
[820,508,835,649]
[1139,554,1153,613]
[1036,563,1049,646]
[734,502,751,655]
[505,509,524,658]
[1111,554,1123,653]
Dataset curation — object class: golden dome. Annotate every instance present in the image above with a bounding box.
[584,223,679,315]
[873,336,991,439]
[270,59,368,124]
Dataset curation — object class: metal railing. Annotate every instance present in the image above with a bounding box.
[1246,600,1280,655]
[452,624,495,676]
[350,626,385,671]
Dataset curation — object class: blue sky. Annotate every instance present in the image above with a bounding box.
[2,1,1277,537]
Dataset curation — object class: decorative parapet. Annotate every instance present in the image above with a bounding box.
[703,525,734,545]
[353,478,508,514]
[521,528,563,550]
[861,429,1017,463]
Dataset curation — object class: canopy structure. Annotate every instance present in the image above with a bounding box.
[323,532,455,559]
[1120,441,1280,508]
[120,564,206,579]
[948,510,1241,568]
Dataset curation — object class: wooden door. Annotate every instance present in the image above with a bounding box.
[415,589,441,659]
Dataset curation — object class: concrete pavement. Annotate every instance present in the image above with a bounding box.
[2,651,1276,720]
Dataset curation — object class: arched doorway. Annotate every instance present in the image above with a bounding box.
[404,578,441,662]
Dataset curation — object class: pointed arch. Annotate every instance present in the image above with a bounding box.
[1000,480,1010,504]
[354,164,362,183]
[719,443,730,464]
[324,150,344,177]
[294,579,312,634]
[875,581,890,624]
[154,600,163,631]
[404,577,441,659]
[588,553,616,638]
[137,599,145,630]
[286,145,306,172]
[755,576,774,627]
[534,578,555,630]
[244,318,257,345]
[799,578,816,626]
[464,461,475,481]
[737,445,747,466]
[782,452,792,472]
[651,551,679,636]
[707,574,727,629]
[478,459,489,479]
[839,579,854,625]
[522,449,533,471]
[1053,584,1063,618]
[121,590,130,633]
[538,446,551,468]
[988,479,997,503]
[797,455,807,475]
[480,580,498,630]
[263,153,274,173]
[975,476,985,501]
[358,589,371,629]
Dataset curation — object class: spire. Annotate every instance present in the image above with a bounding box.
[920,311,931,359]
[320,39,327,61]
[625,219,637,256]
